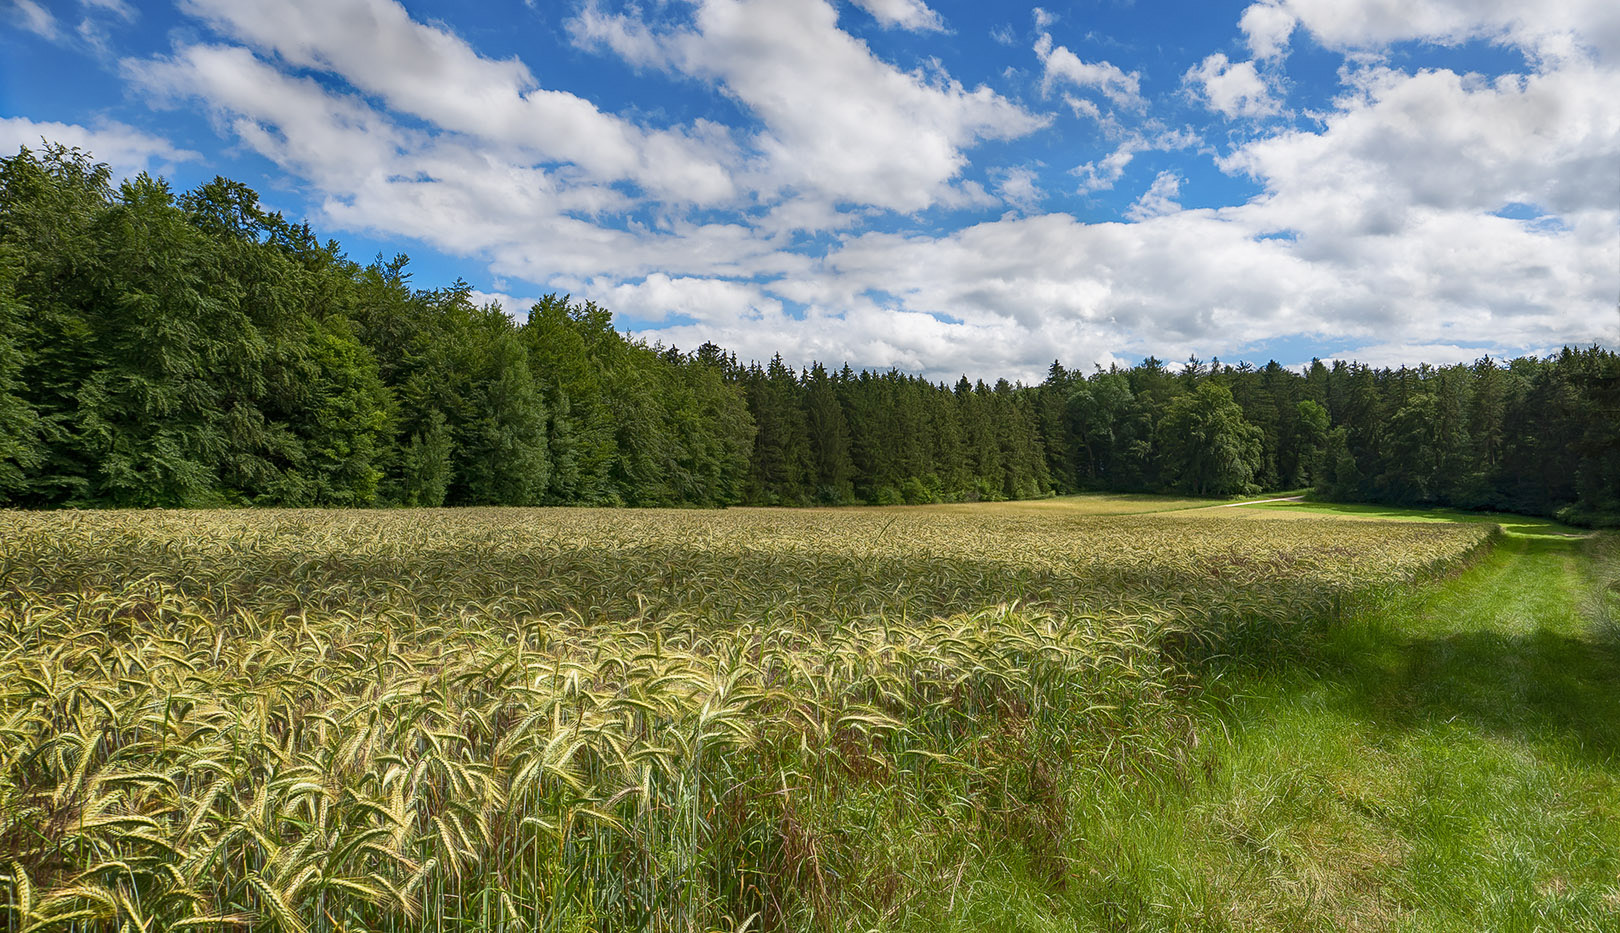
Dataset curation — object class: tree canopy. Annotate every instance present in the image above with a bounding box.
[2,143,1614,525]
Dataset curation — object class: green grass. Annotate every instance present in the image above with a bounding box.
[1242,498,1588,540]
[909,509,1620,931]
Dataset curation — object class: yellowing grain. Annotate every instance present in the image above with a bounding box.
[0,506,1493,932]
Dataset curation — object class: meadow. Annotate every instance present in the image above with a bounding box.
[0,500,1590,932]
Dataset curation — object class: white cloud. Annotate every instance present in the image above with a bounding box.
[1034,32,1143,109]
[570,0,1047,214]
[1072,145,1135,194]
[1240,2,1295,60]
[123,44,795,283]
[11,0,138,52]
[1071,129,1198,194]
[1032,7,1057,30]
[595,274,782,327]
[1061,94,1102,122]
[1277,0,1620,64]
[992,166,1044,212]
[1126,170,1182,220]
[81,0,135,21]
[468,289,540,319]
[98,0,1619,382]
[746,192,1608,380]
[9,0,58,38]
[1220,62,1620,218]
[0,116,195,177]
[847,0,944,32]
[1315,341,1543,369]
[1184,53,1282,118]
[177,0,741,205]
[651,47,1618,379]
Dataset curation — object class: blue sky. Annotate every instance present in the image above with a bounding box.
[3,0,1617,381]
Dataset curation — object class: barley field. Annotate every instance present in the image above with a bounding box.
[0,505,1496,932]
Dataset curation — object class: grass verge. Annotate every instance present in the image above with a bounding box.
[906,515,1620,931]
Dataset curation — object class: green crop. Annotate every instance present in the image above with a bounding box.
[0,507,1494,931]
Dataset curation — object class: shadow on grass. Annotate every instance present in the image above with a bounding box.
[1328,626,1620,764]
[1269,533,1620,765]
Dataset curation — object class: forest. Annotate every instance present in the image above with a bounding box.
[1,143,1616,524]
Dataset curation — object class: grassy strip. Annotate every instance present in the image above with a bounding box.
[1243,498,1591,539]
[891,518,1620,931]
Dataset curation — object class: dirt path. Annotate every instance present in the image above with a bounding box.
[1211,494,1305,508]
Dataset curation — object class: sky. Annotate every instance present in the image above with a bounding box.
[2,0,1617,382]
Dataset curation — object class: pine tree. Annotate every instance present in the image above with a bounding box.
[744,354,812,504]
[521,295,618,503]
[443,291,548,506]
[802,362,854,504]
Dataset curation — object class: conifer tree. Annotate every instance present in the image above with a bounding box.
[802,362,854,504]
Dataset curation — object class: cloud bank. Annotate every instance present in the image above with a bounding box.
[13,0,1611,381]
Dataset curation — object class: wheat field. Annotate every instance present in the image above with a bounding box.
[0,506,1495,932]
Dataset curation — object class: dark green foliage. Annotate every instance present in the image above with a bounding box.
[1036,361,1079,492]
[1156,382,1263,496]
[0,243,39,495]
[400,409,452,507]
[1378,392,1445,503]
[666,350,754,506]
[443,292,548,506]
[803,362,854,504]
[743,354,812,505]
[0,142,1612,520]
[291,316,391,505]
[75,173,237,506]
[1287,400,1330,488]
[520,295,620,503]
[2,144,119,504]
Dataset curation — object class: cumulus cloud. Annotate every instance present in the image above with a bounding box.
[1072,145,1136,194]
[1220,62,1620,219]
[847,0,944,32]
[1273,0,1620,63]
[1240,2,1295,60]
[1317,341,1544,369]
[0,115,195,177]
[468,289,541,319]
[1034,32,1143,109]
[123,43,795,282]
[95,0,1619,381]
[992,166,1045,212]
[177,0,741,206]
[1184,53,1282,118]
[594,274,783,327]
[678,188,1610,381]
[1126,171,1182,220]
[1071,129,1199,194]
[570,0,1046,213]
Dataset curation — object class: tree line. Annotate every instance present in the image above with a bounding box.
[2,145,1615,524]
